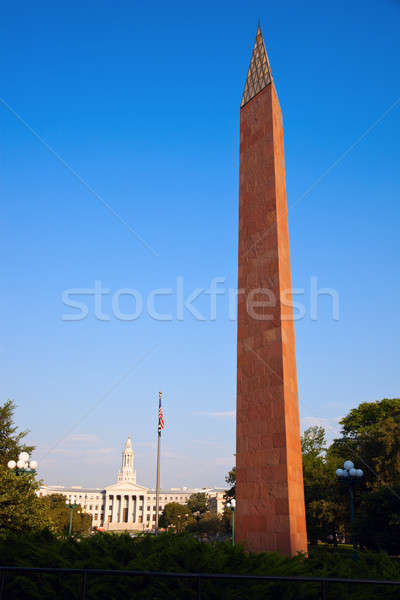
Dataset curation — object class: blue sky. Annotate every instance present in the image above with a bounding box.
[0,0,399,488]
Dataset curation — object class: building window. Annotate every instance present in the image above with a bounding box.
[152,515,156,521]
[94,514,98,520]
[147,506,150,511]
[153,506,156,510]
[139,516,143,523]
[89,505,92,510]
[146,515,150,521]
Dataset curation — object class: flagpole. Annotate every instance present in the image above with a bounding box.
[155,391,162,535]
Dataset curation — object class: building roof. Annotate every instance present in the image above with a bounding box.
[41,485,104,494]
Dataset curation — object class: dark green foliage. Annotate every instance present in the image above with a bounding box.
[302,399,400,548]
[1,533,400,599]
[0,469,51,537]
[42,493,92,536]
[158,502,193,530]
[0,400,52,536]
[185,492,209,514]
[224,467,236,501]
[301,427,344,544]
[330,398,400,489]
[355,486,400,554]
[186,510,230,537]
[0,400,33,467]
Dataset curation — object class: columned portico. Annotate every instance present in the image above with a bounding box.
[104,436,148,531]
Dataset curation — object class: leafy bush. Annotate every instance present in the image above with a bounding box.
[1,533,400,599]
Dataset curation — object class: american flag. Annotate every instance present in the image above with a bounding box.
[158,393,164,431]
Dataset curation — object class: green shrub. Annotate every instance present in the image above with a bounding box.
[0,533,400,599]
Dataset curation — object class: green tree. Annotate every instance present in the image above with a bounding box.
[0,400,33,466]
[224,466,235,501]
[301,426,344,544]
[327,398,400,551]
[0,468,51,536]
[330,398,400,489]
[42,494,92,536]
[355,486,400,554]
[196,511,221,536]
[185,492,208,514]
[0,399,51,537]
[158,502,193,531]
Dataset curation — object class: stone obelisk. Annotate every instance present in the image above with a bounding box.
[235,26,307,555]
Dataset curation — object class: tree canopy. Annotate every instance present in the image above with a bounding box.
[158,502,193,530]
[330,398,400,488]
[0,399,33,467]
[0,468,50,537]
[302,398,400,550]
[185,492,209,514]
[224,467,235,501]
[42,494,92,536]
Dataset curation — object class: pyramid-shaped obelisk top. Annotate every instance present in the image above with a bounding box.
[241,25,272,108]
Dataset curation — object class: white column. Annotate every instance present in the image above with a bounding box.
[141,495,145,529]
[111,495,115,523]
[104,494,109,526]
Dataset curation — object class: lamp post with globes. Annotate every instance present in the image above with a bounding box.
[336,460,364,561]
[66,496,80,537]
[7,452,38,476]
[226,498,236,546]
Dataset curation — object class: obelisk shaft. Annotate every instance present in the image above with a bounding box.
[236,29,307,556]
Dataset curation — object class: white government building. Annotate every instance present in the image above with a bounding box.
[39,436,225,531]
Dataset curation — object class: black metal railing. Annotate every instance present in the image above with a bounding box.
[1,565,400,599]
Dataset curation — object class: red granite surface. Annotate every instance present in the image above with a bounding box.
[236,84,307,555]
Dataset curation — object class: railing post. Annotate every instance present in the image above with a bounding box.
[81,570,88,600]
[197,576,201,600]
[0,570,5,600]
[321,579,327,600]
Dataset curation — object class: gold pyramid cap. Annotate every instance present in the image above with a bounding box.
[241,25,273,108]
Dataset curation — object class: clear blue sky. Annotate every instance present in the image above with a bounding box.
[1,0,399,489]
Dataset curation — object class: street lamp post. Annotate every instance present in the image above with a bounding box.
[336,460,364,561]
[66,496,79,537]
[7,452,38,476]
[227,499,236,546]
